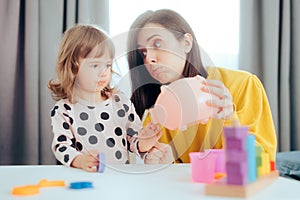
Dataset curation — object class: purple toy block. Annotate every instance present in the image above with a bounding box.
[227,174,248,185]
[226,138,247,151]
[223,126,248,139]
[226,162,248,175]
[226,162,248,185]
[226,151,248,162]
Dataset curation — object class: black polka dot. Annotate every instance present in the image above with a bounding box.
[114,95,120,102]
[100,112,109,120]
[57,135,67,142]
[106,138,115,147]
[51,106,58,117]
[125,160,130,164]
[55,144,60,151]
[76,142,83,151]
[80,112,89,120]
[123,104,129,112]
[71,138,76,148]
[114,127,122,136]
[117,109,125,117]
[105,103,109,106]
[63,122,69,130]
[87,106,95,109]
[77,127,87,136]
[95,123,104,132]
[69,117,74,125]
[64,154,69,163]
[51,109,56,117]
[64,104,71,110]
[126,128,138,137]
[58,146,67,152]
[128,113,134,122]
[51,106,59,117]
[63,113,74,124]
[122,138,126,147]
[115,150,122,159]
[89,135,98,144]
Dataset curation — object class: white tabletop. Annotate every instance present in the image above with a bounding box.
[0,164,299,200]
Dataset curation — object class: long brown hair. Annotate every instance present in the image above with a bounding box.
[48,24,115,103]
[127,9,208,118]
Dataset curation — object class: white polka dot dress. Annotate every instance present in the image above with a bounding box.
[50,91,141,166]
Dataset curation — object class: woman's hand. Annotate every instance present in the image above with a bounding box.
[138,122,162,152]
[145,143,174,164]
[71,150,99,172]
[201,79,234,120]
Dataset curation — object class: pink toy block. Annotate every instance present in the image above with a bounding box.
[205,149,226,173]
[189,152,216,183]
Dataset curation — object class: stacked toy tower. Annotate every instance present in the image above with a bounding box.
[223,125,257,185]
[205,123,279,198]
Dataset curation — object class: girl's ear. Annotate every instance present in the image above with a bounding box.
[183,33,193,54]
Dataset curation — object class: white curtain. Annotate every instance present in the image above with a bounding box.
[239,0,300,152]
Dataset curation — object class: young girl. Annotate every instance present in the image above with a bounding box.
[48,24,172,172]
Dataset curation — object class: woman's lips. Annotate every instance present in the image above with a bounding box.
[150,66,164,76]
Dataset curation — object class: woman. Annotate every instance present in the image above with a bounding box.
[127,9,277,163]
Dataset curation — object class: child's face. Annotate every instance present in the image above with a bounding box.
[75,45,112,97]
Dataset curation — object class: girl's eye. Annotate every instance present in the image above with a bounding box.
[153,40,161,48]
[138,48,147,58]
[92,64,98,68]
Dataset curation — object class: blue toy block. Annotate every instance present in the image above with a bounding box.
[247,134,257,183]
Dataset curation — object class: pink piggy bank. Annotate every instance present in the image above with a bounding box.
[149,75,213,131]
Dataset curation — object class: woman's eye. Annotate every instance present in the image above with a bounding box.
[153,40,161,48]
[138,48,147,58]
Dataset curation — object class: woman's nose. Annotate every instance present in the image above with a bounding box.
[145,49,157,64]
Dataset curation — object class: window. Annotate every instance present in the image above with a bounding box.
[109,0,240,73]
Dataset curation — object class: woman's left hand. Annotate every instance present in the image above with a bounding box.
[144,143,174,164]
[201,79,234,120]
[138,122,162,152]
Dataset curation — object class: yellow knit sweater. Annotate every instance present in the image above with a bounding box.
[143,67,277,163]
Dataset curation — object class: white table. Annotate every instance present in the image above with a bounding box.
[0,164,299,200]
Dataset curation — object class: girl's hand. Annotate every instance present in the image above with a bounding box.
[145,143,174,164]
[138,122,162,152]
[201,79,234,120]
[71,150,99,172]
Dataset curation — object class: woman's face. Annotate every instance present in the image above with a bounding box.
[137,23,192,84]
